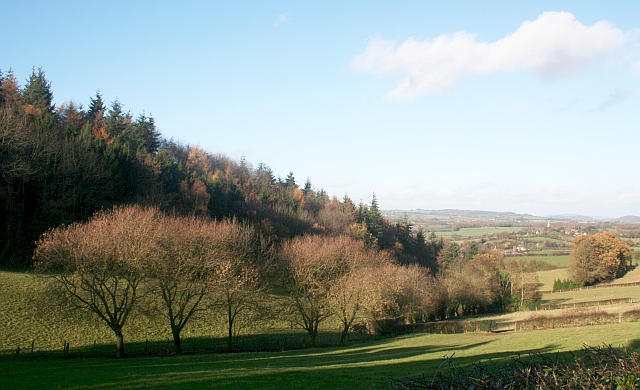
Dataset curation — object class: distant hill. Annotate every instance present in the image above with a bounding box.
[547,214,599,222]
[382,209,545,223]
[547,214,640,222]
[616,215,640,223]
[384,209,640,224]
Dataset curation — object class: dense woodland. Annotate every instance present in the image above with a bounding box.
[0,68,441,270]
[2,69,632,356]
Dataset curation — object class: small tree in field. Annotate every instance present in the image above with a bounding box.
[34,205,160,357]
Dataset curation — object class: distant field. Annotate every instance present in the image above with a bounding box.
[534,249,572,255]
[526,237,570,245]
[542,285,640,306]
[434,227,523,238]
[517,255,571,268]
[537,269,570,290]
[3,324,640,389]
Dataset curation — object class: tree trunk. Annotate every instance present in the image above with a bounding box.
[339,322,349,346]
[227,307,234,352]
[114,328,125,358]
[172,326,183,355]
[309,330,317,348]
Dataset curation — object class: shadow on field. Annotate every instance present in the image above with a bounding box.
[1,336,566,389]
[1,330,381,360]
[627,338,640,351]
[223,342,565,389]
[542,297,571,305]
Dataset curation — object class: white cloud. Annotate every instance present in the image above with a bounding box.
[351,12,626,99]
[273,14,288,27]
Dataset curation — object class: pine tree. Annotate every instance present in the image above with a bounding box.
[133,112,160,154]
[105,99,131,139]
[396,214,413,254]
[88,91,105,120]
[285,171,296,188]
[303,178,312,196]
[22,67,54,113]
[365,193,384,243]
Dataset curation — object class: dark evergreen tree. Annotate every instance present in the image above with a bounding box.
[464,241,479,262]
[285,171,296,188]
[303,178,312,196]
[22,67,54,113]
[105,99,131,139]
[356,201,367,224]
[133,113,160,154]
[396,214,413,254]
[88,91,105,120]
[365,193,384,243]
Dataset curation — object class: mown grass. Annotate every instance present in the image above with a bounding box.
[4,323,640,389]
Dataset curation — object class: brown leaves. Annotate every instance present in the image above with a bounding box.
[570,231,631,284]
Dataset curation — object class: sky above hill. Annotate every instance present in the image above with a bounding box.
[3,1,640,217]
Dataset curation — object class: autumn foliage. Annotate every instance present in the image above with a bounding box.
[569,231,631,285]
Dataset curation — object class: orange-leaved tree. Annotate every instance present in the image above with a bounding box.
[569,231,631,285]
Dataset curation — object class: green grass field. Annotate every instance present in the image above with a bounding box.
[3,323,640,389]
[5,265,640,389]
[537,269,570,291]
[0,270,318,355]
[516,255,571,268]
[542,285,640,305]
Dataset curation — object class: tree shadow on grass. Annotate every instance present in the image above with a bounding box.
[627,338,640,351]
[22,342,565,389]
[1,329,374,360]
[541,297,571,306]
[1,335,567,389]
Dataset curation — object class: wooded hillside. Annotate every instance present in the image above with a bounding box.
[0,68,437,269]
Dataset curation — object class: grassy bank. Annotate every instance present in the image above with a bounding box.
[3,323,640,389]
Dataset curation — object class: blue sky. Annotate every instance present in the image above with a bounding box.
[3,1,640,217]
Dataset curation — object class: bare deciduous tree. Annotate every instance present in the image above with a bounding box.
[150,216,263,354]
[328,244,393,345]
[210,221,265,352]
[279,235,372,347]
[34,205,160,357]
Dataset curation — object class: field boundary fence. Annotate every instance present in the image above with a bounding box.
[540,281,640,294]
[393,308,640,335]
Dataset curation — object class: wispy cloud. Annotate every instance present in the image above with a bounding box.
[273,13,288,28]
[352,12,627,99]
[590,89,635,113]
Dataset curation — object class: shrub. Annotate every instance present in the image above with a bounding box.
[553,278,581,291]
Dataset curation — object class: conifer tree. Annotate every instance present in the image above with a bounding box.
[22,67,54,113]
[285,171,296,188]
[365,193,384,243]
[303,178,312,196]
[88,91,105,120]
